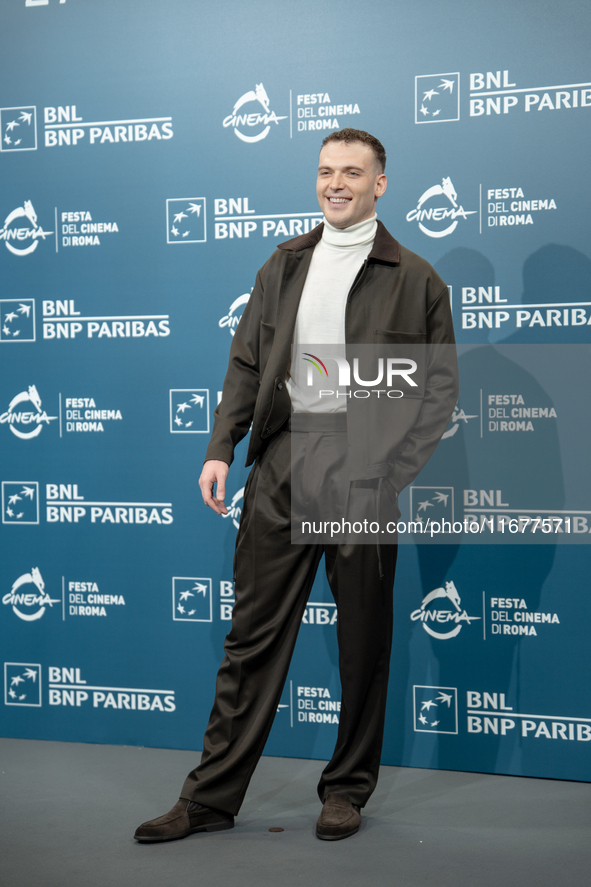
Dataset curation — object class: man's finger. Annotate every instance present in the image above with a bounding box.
[213,473,228,513]
[199,462,229,514]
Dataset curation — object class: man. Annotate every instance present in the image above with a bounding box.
[135,129,457,844]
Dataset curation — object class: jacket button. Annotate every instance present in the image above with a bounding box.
[277,382,283,390]
[265,427,272,436]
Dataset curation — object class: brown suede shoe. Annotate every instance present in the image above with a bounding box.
[134,799,234,843]
[316,793,361,841]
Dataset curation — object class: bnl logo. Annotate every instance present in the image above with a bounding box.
[409,487,454,523]
[166,199,206,244]
[2,482,39,524]
[172,577,212,622]
[0,107,37,152]
[415,74,460,123]
[413,685,458,734]
[169,389,209,433]
[0,300,35,342]
[4,663,42,706]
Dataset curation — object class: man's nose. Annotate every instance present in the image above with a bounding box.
[328,172,344,190]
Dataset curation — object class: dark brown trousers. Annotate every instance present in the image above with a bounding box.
[180,427,397,816]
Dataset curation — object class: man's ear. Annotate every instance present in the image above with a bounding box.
[375,174,387,198]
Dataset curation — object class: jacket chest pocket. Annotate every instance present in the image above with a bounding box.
[374,329,426,345]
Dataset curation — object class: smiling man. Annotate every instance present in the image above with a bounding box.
[317,134,386,227]
[135,130,457,844]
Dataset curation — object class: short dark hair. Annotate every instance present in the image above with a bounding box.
[320,128,386,172]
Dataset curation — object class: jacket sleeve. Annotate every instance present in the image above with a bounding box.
[203,268,265,466]
[390,285,459,493]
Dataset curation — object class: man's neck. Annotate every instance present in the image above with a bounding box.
[322,214,378,248]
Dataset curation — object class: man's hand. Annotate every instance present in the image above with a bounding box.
[199,460,230,515]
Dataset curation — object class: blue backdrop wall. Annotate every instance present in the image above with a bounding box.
[2,0,591,784]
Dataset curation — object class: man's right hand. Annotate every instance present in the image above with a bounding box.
[199,460,229,515]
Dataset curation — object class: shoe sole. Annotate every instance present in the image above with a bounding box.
[135,820,234,843]
[316,825,360,841]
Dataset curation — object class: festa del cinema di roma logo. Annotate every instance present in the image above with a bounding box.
[410,580,480,639]
[222,487,245,530]
[0,385,57,440]
[223,83,287,143]
[2,568,60,622]
[406,177,476,238]
[0,200,53,256]
[219,292,251,336]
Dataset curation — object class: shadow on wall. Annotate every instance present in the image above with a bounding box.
[436,247,496,344]
[501,244,591,344]
[382,244,569,774]
[432,243,591,345]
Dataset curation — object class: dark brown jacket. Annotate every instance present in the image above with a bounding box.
[205,221,458,492]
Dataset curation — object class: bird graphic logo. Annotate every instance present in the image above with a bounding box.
[4,663,42,706]
[169,390,209,433]
[415,74,460,124]
[0,299,35,341]
[2,482,39,524]
[413,685,458,734]
[410,487,454,524]
[172,578,212,622]
[0,107,37,152]
[166,198,206,244]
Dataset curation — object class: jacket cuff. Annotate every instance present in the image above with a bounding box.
[204,443,234,466]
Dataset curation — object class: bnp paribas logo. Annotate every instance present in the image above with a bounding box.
[414,73,460,124]
[0,107,37,151]
[0,300,35,343]
[166,198,206,244]
[2,482,39,524]
[5,663,42,706]
[413,685,458,734]
[172,577,212,623]
[169,389,209,433]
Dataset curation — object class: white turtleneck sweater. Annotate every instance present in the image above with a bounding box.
[287,214,377,413]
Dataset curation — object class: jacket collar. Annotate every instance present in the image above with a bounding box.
[277,219,401,264]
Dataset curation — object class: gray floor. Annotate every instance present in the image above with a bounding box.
[2,738,591,887]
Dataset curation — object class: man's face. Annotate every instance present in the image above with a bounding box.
[316,141,387,229]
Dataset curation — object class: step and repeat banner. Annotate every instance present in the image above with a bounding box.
[1,0,591,783]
